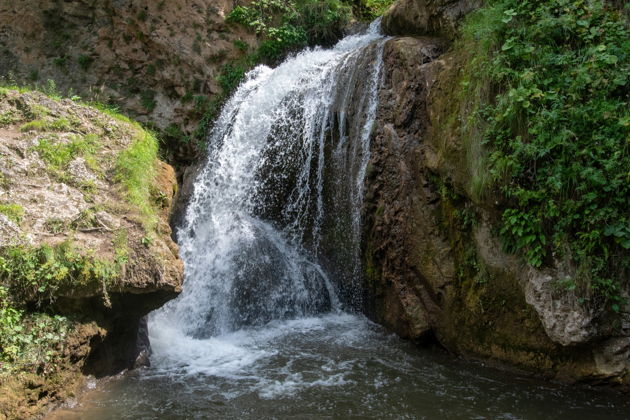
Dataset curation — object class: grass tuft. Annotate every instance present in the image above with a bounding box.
[115,126,159,233]
[0,204,25,224]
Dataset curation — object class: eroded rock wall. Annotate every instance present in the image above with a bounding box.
[362,0,629,387]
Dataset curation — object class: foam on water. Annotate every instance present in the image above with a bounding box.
[150,313,383,399]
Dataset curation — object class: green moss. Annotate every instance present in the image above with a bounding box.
[435,4,508,203]
[20,117,73,133]
[428,175,560,367]
[33,133,100,170]
[0,203,24,224]
[0,242,120,308]
[115,126,159,233]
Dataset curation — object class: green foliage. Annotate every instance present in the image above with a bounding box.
[217,63,249,93]
[0,286,70,370]
[0,242,118,307]
[52,56,67,67]
[0,203,24,224]
[359,0,395,17]
[44,218,66,234]
[0,110,17,127]
[234,39,249,52]
[140,90,157,112]
[43,79,60,99]
[146,63,157,76]
[115,127,159,232]
[77,54,94,70]
[257,23,308,61]
[460,0,629,308]
[228,0,351,60]
[164,123,186,140]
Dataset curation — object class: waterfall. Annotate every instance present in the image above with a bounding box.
[150,21,387,344]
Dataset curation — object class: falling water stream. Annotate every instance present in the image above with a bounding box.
[52,22,630,419]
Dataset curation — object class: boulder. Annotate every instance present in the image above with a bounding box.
[381,0,481,39]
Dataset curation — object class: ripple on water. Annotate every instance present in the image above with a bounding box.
[49,313,630,420]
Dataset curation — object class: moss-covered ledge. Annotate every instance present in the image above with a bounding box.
[0,87,183,418]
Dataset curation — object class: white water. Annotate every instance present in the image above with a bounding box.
[148,20,387,396]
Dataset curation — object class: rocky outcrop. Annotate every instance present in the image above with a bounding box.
[363,6,630,387]
[381,0,481,39]
[0,88,184,416]
[0,0,256,163]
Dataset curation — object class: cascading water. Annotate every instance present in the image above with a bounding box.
[55,22,630,420]
[151,20,386,341]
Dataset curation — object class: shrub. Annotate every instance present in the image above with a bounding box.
[77,54,94,70]
[227,0,351,61]
[0,285,71,371]
[52,56,67,67]
[140,90,157,112]
[0,204,24,224]
[459,0,629,309]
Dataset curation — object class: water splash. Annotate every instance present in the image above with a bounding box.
[151,20,386,344]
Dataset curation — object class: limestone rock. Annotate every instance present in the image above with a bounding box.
[0,88,183,375]
[594,338,630,382]
[67,157,98,184]
[522,267,598,346]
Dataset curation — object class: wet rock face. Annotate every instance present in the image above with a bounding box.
[363,36,448,339]
[381,0,481,39]
[363,29,630,386]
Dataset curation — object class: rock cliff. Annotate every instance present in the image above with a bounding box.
[363,0,629,387]
[0,0,256,163]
